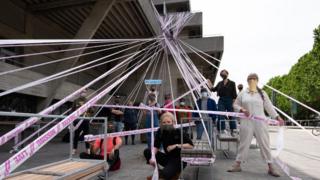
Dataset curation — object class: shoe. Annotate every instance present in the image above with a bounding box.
[72,149,77,155]
[268,169,280,177]
[219,131,227,138]
[147,175,152,180]
[132,142,135,145]
[227,164,242,172]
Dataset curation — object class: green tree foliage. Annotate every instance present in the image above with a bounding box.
[264,25,320,119]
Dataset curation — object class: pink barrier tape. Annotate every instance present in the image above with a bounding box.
[275,157,302,180]
[0,47,161,179]
[0,41,154,147]
[182,157,216,165]
[84,122,195,141]
[94,104,280,126]
[274,127,302,180]
[0,39,156,46]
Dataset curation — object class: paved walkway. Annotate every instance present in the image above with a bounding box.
[0,128,319,180]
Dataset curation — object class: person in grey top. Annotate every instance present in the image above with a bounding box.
[227,73,284,177]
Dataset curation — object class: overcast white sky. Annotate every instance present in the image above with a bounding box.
[190,0,320,87]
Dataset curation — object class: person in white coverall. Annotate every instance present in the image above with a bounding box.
[227,73,285,177]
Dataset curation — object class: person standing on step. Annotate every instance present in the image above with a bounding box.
[144,94,161,148]
[111,95,124,132]
[208,69,237,136]
[227,73,284,177]
[193,88,217,140]
[72,96,91,155]
[123,101,138,145]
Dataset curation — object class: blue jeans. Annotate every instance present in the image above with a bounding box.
[217,97,237,131]
[145,111,159,148]
[196,121,212,140]
[113,121,124,132]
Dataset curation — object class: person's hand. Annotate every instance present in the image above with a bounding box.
[207,79,213,89]
[109,149,115,159]
[89,140,95,146]
[240,108,250,117]
[149,159,156,167]
[167,144,179,152]
[277,116,285,126]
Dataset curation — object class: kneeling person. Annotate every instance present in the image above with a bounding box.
[80,132,122,171]
[144,112,194,179]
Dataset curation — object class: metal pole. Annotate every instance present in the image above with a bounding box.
[104,117,108,179]
[69,123,74,159]
[12,109,72,151]
[150,108,156,175]
[180,118,184,180]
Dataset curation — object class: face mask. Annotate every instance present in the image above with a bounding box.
[201,92,208,98]
[180,102,185,106]
[221,74,227,79]
[161,124,174,132]
[248,80,258,88]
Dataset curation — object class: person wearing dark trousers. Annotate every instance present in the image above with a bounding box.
[73,118,90,154]
[71,96,91,155]
[208,69,237,135]
[144,112,193,180]
[193,88,217,140]
[123,101,138,145]
[111,96,124,132]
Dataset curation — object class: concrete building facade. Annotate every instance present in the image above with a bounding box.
[0,0,223,114]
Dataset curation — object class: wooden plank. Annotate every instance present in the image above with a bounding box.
[217,134,239,142]
[6,173,55,180]
[6,159,105,180]
[63,163,104,180]
[40,161,92,173]
[181,140,214,158]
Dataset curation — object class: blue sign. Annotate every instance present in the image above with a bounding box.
[144,79,162,85]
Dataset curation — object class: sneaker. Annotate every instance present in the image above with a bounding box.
[219,131,227,138]
[227,164,242,172]
[72,149,77,155]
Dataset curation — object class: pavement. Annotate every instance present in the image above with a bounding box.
[0,128,320,180]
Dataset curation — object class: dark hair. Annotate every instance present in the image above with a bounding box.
[257,87,265,101]
[220,69,229,75]
[200,88,207,93]
[165,93,171,100]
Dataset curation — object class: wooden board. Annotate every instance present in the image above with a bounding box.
[5,159,106,180]
[6,173,56,180]
[217,134,239,142]
[181,140,214,158]
[40,161,92,174]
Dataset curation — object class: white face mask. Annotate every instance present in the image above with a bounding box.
[201,92,208,98]
[248,80,258,89]
[180,102,185,106]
